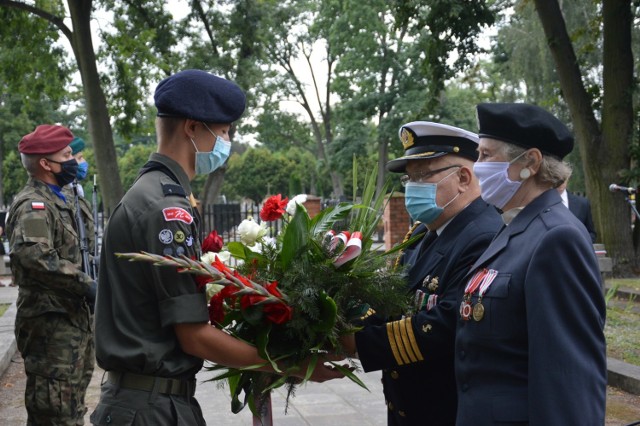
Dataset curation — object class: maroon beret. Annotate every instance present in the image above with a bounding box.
[19,125,74,155]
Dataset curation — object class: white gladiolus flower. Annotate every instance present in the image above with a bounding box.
[238,217,268,246]
[201,251,218,265]
[205,283,225,300]
[286,194,308,216]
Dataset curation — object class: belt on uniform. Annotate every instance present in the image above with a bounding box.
[107,371,196,397]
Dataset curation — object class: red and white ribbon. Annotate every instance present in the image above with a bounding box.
[333,231,363,267]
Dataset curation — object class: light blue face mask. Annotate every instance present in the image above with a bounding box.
[191,123,232,175]
[76,161,89,181]
[404,169,459,224]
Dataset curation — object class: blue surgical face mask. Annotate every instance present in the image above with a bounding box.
[191,123,231,175]
[76,161,89,180]
[473,151,528,210]
[404,169,459,224]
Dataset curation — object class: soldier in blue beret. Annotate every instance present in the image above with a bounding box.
[92,70,344,425]
[7,124,96,425]
[455,103,606,425]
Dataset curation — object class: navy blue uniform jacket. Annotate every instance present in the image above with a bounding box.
[356,197,502,425]
[567,191,597,243]
[455,189,607,425]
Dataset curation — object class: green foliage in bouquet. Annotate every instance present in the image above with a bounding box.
[211,160,417,414]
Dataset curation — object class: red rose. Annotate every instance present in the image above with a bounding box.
[202,230,223,253]
[260,194,289,221]
[263,302,293,325]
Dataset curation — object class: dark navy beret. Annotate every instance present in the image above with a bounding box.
[476,103,574,160]
[387,121,479,173]
[19,125,73,155]
[154,69,246,123]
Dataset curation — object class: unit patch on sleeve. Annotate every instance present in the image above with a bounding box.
[162,207,193,224]
[159,229,174,244]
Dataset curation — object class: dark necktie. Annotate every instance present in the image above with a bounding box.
[420,231,438,254]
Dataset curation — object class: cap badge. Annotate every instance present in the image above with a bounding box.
[400,128,414,149]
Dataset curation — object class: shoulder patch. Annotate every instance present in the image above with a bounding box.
[162,207,193,224]
[161,182,187,197]
[31,202,45,210]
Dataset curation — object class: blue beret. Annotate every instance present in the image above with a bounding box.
[69,136,85,155]
[19,125,73,155]
[154,69,246,123]
[387,122,479,173]
[476,103,574,160]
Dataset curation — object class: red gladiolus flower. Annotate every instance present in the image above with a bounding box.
[209,293,225,325]
[263,302,293,324]
[195,274,214,290]
[260,194,289,221]
[202,230,223,253]
[265,281,282,298]
[240,294,266,311]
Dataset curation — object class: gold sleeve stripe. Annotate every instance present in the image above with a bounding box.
[405,318,424,361]
[386,322,404,365]
[393,320,412,365]
[398,318,419,363]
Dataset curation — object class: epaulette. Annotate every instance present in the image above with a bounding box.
[162,182,186,197]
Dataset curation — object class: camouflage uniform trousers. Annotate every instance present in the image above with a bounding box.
[16,311,95,426]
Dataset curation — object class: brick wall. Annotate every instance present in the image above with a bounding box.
[303,195,322,218]
[383,192,411,251]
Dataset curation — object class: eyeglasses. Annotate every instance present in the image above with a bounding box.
[400,164,461,187]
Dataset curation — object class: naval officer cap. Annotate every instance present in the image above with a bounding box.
[154,69,246,123]
[386,121,479,173]
[476,103,574,160]
[18,124,74,155]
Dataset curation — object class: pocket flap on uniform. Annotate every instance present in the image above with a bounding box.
[483,274,510,299]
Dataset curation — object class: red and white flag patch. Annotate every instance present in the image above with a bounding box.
[31,202,45,210]
[162,207,193,224]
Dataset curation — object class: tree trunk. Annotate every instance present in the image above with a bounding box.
[534,0,637,275]
[67,0,124,211]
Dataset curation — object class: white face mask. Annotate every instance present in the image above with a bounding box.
[190,123,231,175]
[473,151,528,209]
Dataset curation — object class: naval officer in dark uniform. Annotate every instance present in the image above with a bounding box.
[91,70,343,425]
[343,122,502,425]
[455,103,606,425]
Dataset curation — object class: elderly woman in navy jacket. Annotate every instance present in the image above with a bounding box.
[455,103,606,426]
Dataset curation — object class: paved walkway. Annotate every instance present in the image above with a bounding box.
[0,280,387,425]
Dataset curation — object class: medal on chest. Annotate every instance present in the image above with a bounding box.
[460,268,498,321]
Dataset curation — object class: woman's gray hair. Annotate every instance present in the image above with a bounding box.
[498,141,572,188]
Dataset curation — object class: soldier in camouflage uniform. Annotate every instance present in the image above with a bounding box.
[6,124,97,426]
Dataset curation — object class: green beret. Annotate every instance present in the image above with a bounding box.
[70,137,85,155]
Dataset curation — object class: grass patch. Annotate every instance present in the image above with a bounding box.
[0,303,8,317]
[605,296,640,366]
[606,278,640,292]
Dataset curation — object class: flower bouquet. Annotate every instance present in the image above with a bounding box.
[118,164,420,421]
